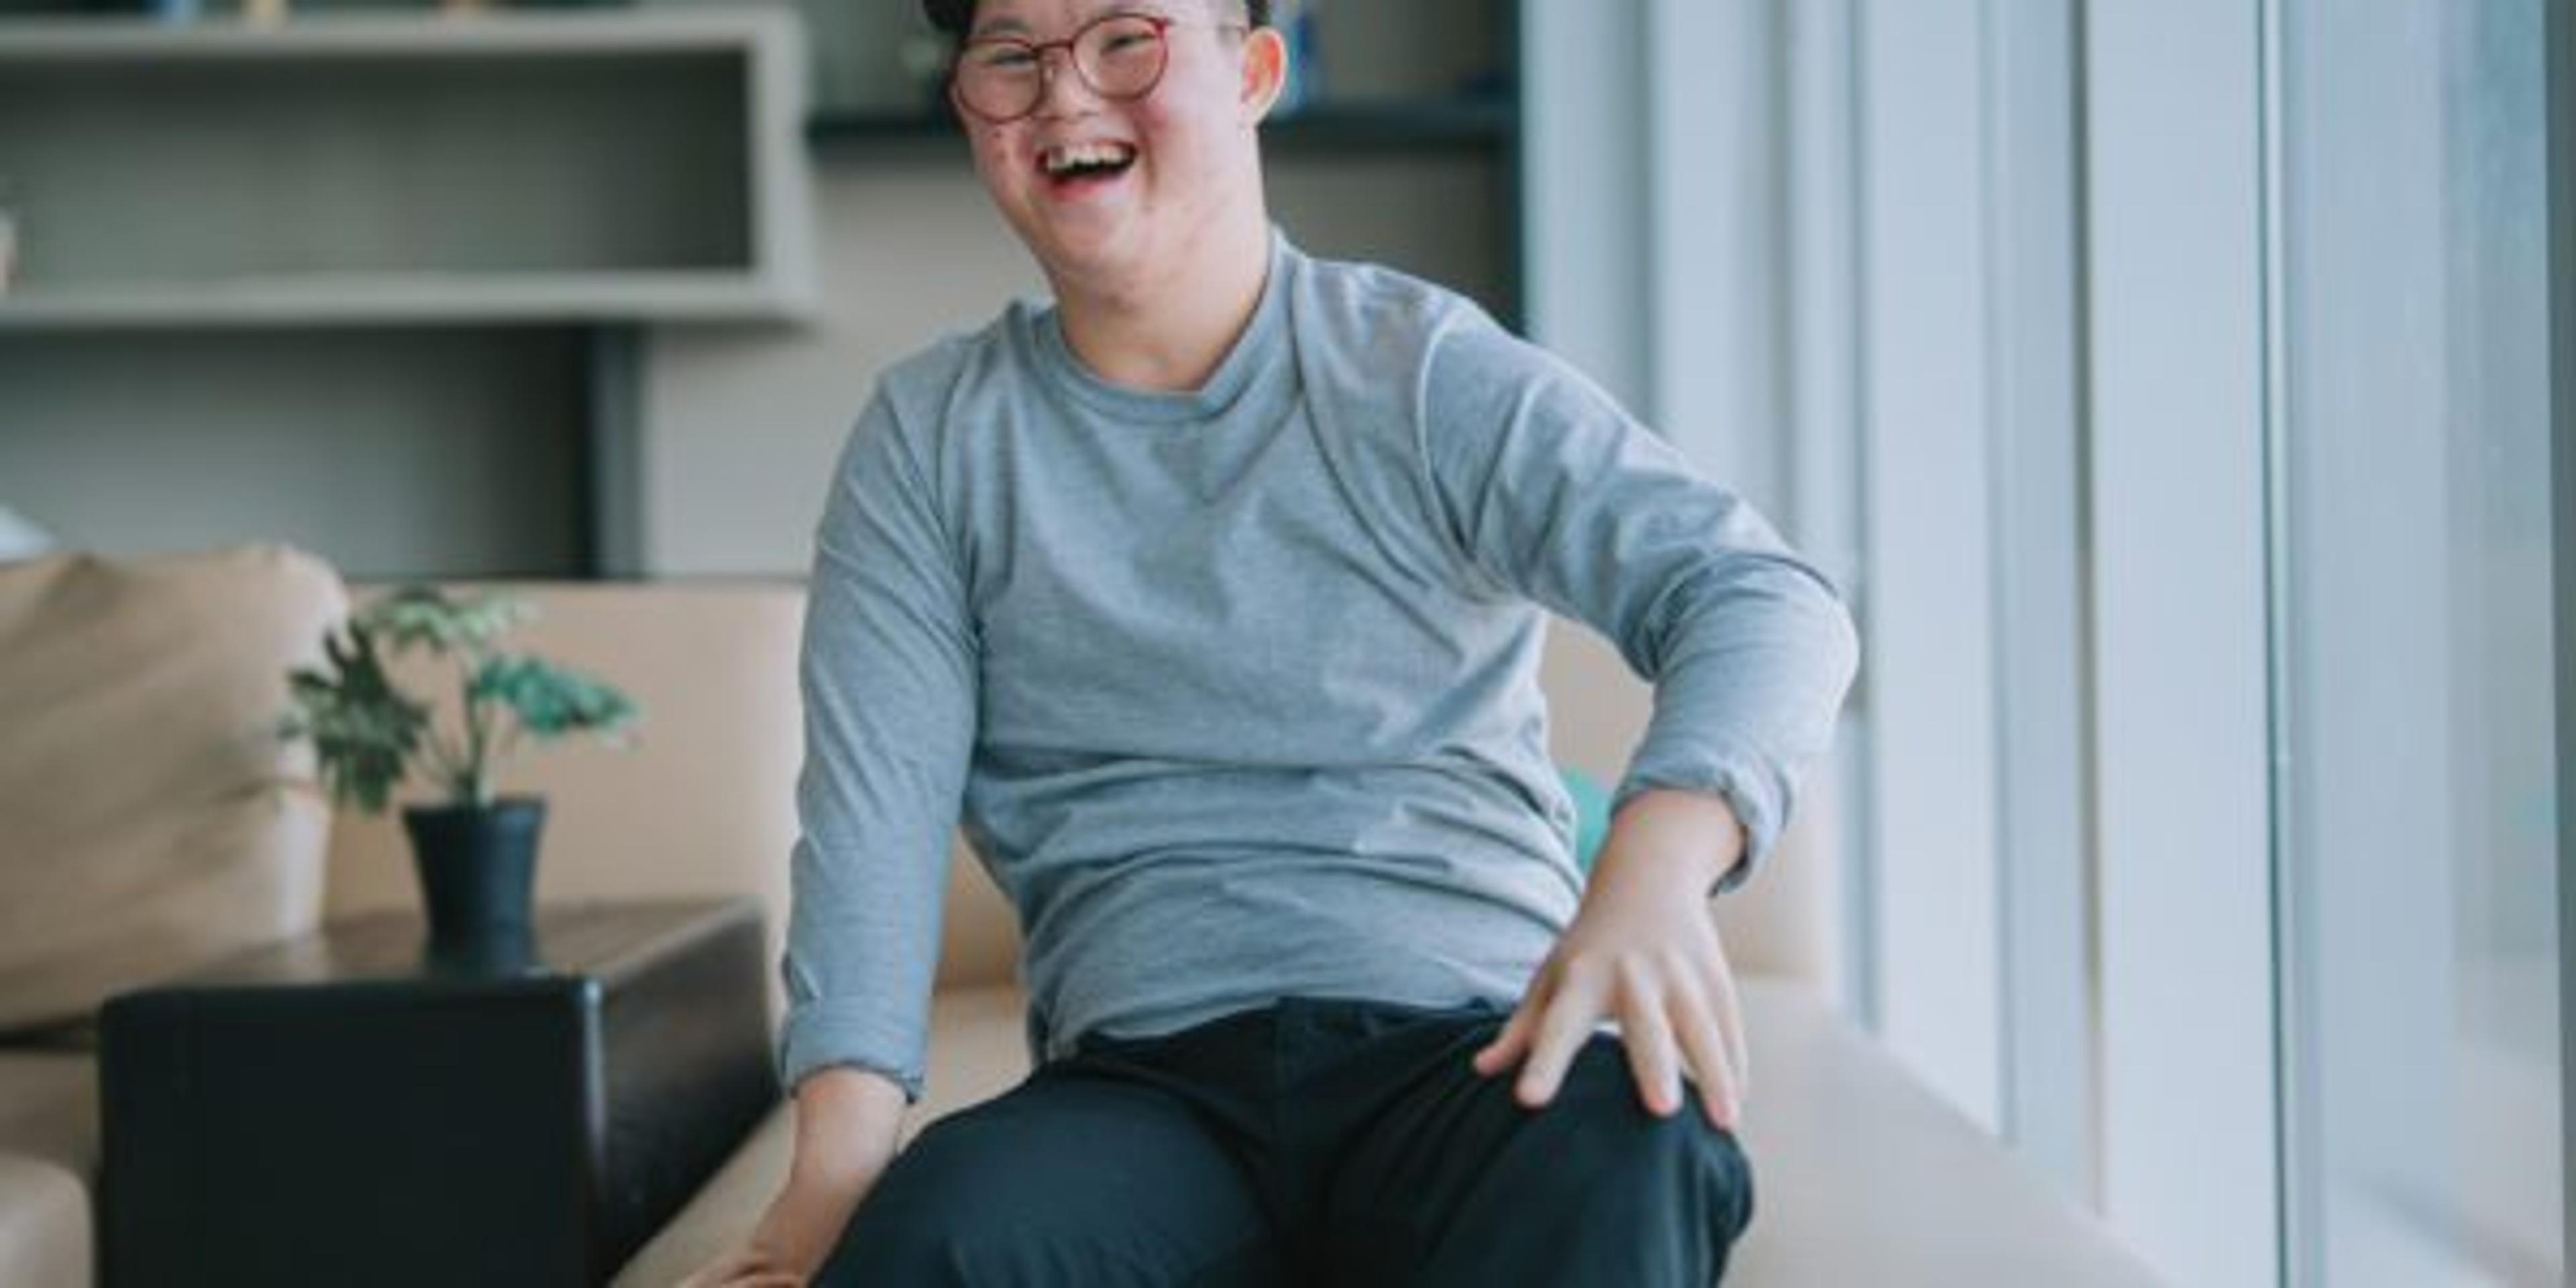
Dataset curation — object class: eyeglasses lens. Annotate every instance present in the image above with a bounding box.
[956,14,1169,121]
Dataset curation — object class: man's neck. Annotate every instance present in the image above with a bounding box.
[1049,211,1274,394]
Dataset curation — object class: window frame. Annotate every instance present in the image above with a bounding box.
[2544,0,2576,1274]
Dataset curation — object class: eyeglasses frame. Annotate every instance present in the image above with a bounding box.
[947,10,1248,125]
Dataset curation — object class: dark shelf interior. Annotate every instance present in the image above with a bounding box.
[805,97,1516,154]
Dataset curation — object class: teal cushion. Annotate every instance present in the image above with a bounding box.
[1558,765,1612,875]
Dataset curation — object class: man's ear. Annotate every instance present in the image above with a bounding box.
[1239,25,1288,123]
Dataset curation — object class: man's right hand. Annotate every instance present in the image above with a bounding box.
[674,1065,910,1288]
[676,1242,810,1288]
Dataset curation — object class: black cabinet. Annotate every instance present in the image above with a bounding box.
[99,899,779,1288]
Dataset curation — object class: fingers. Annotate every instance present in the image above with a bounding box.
[1472,957,1561,1077]
[1511,969,1609,1108]
[1475,948,1753,1129]
[1670,985,1740,1130]
[1470,987,1538,1077]
[1701,950,1752,1104]
[1616,966,1685,1117]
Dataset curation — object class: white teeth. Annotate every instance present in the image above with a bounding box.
[1042,142,1137,175]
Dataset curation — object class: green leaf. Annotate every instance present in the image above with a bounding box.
[278,596,641,812]
[352,586,533,657]
[470,655,639,744]
[278,622,429,813]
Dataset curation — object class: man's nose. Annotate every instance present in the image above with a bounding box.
[1032,44,1100,116]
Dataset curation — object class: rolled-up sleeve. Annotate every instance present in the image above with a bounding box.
[1420,320,1860,894]
[776,390,978,1099]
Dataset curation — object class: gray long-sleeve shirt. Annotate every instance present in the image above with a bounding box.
[777,234,1860,1099]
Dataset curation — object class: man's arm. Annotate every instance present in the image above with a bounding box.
[694,386,976,1285]
[1421,319,1858,1128]
[1417,317,1858,893]
[678,1066,908,1285]
[777,386,978,1106]
[754,1067,911,1273]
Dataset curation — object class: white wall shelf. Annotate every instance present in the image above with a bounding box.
[0,270,800,331]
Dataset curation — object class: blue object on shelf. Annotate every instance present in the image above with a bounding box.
[1273,0,1324,115]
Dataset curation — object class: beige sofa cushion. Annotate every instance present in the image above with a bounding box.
[0,1053,93,1181]
[0,545,341,1032]
[1725,985,2163,1285]
[0,1152,88,1288]
[0,1051,102,1288]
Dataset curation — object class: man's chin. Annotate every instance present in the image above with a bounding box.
[1028,224,1153,283]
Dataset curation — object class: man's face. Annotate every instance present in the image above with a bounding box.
[953,0,1278,284]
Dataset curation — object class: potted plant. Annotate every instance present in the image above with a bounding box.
[280,587,638,951]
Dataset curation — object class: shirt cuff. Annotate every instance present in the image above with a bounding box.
[776,1000,927,1104]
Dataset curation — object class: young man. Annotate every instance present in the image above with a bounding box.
[686,0,1857,1283]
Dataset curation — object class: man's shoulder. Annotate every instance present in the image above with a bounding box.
[1287,248,1500,360]
[1284,248,1573,426]
[874,301,1044,418]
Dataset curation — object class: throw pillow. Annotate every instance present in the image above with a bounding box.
[0,544,345,1034]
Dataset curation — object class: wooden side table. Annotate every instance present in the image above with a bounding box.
[99,898,779,1287]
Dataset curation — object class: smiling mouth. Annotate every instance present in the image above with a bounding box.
[1039,141,1139,187]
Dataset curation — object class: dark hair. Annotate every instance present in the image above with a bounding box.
[920,0,1271,38]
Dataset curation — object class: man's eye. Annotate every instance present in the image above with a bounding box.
[973,46,1038,70]
[1102,33,1152,53]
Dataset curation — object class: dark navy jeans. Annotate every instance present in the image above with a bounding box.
[818,994,1754,1286]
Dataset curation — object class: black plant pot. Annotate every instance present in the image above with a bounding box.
[400,796,545,953]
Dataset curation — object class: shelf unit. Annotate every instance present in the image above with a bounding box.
[0,272,803,331]
[0,9,820,580]
[0,11,815,328]
[806,97,1517,155]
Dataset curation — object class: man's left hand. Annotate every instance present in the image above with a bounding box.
[1470,789,1752,1130]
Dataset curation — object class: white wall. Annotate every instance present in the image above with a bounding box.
[0,329,588,579]
[1521,0,1649,414]
[638,164,1038,580]
[1851,0,2005,1132]
[1981,0,2096,1207]
[1645,0,1786,517]
[2084,1,2281,1281]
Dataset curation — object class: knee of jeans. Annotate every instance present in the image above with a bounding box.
[1673,1116,1756,1238]
[1688,1118,1757,1236]
[1560,1043,1754,1208]
[1562,1099,1757,1236]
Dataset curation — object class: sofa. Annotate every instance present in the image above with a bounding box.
[0,545,2163,1285]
